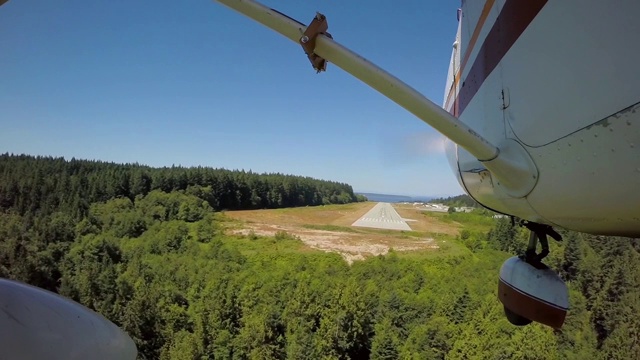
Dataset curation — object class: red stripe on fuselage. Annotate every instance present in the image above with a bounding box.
[444,0,495,113]
[450,0,549,116]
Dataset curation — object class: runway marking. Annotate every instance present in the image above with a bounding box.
[351,202,412,231]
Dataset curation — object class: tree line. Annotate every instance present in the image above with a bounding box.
[0,153,361,219]
[430,194,479,208]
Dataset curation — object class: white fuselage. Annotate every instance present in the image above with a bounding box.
[444,0,640,236]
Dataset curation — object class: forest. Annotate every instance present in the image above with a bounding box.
[430,194,479,208]
[1,154,639,359]
[0,153,361,215]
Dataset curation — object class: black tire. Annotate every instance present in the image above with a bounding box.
[504,305,533,326]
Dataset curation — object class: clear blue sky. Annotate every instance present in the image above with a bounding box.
[0,0,463,197]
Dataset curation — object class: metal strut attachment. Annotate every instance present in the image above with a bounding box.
[299,13,332,73]
[520,221,562,266]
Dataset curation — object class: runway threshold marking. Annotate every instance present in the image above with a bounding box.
[351,202,412,231]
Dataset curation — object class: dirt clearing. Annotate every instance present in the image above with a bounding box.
[223,202,461,263]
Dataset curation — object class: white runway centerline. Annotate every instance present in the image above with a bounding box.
[351,202,412,231]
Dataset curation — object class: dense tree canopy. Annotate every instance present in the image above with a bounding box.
[430,194,479,208]
[0,153,358,217]
[1,154,639,359]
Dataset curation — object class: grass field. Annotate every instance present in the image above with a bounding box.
[221,202,495,263]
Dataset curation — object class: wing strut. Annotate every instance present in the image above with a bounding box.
[214,0,539,198]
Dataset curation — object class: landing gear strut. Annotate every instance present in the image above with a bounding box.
[519,221,562,266]
[498,221,568,329]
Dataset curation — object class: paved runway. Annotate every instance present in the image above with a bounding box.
[352,202,412,231]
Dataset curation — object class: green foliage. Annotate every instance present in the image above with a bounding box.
[273,230,300,241]
[458,229,486,252]
[447,209,497,229]
[1,154,639,359]
[247,229,259,241]
[487,217,528,254]
[430,194,479,208]
[371,318,400,359]
[0,154,359,217]
[424,209,495,234]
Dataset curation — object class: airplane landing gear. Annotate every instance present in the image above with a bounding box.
[519,221,562,266]
[497,221,569,328]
